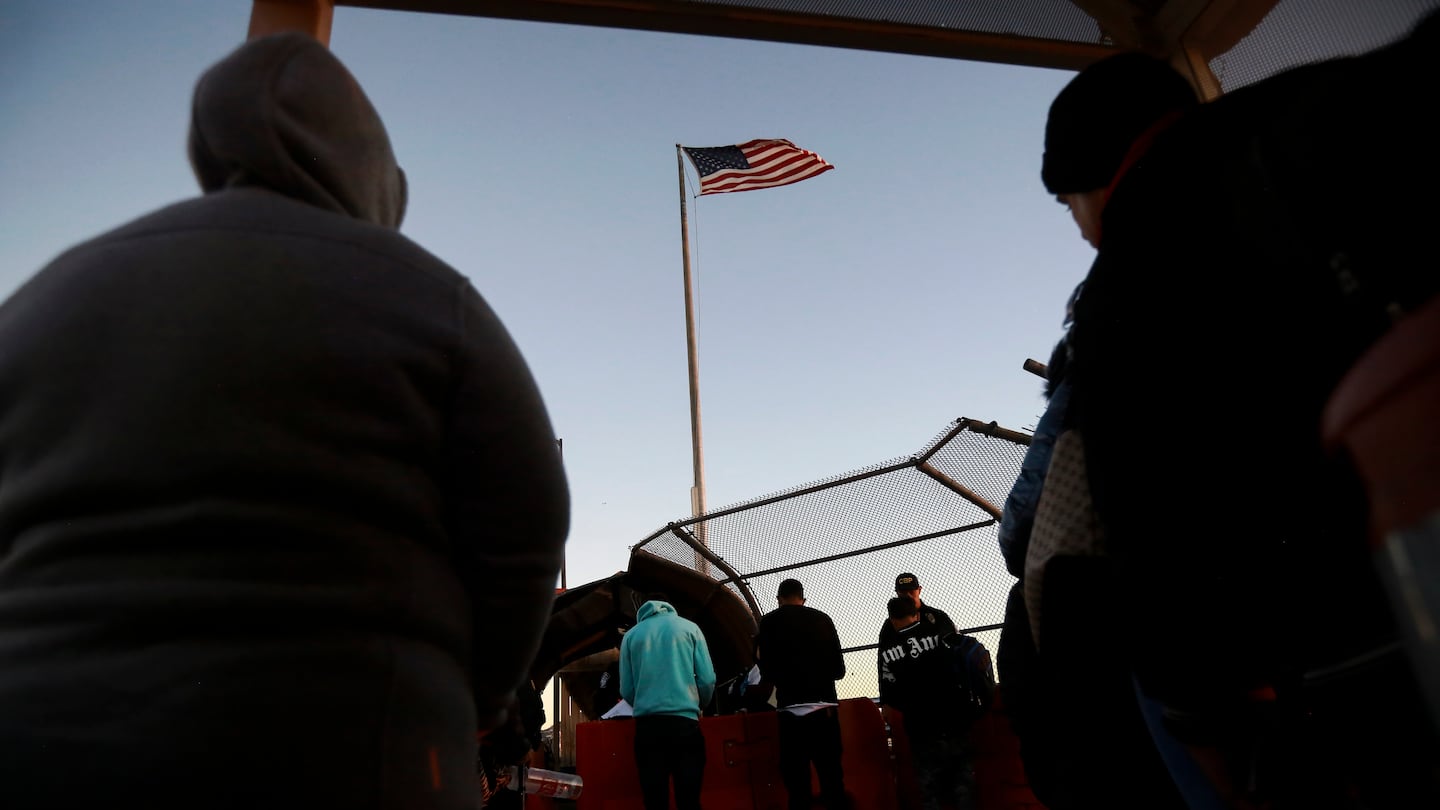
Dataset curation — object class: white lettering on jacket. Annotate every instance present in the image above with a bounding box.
[881,633,938,667]
[906,634,939,658]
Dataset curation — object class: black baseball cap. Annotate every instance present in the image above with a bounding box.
[777,578,804,598]
[895,573,920,591]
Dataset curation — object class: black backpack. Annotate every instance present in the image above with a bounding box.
[945,633,996,720]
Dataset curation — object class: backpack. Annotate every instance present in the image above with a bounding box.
[945,633,996,720]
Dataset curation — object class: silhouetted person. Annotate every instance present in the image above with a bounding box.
[0,33,568,810]
[1055,12,1440,806]
[879,572,955,647]
[879,596,976,810]
[620,598,716,810]
[998,51,1196,810]
[756,578,850,810]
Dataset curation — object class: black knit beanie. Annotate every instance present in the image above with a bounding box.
[1041,52,1200,195]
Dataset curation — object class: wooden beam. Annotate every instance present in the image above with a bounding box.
[1162,0,1279,98]
[1173,44,1224,99]
[1069,0,1168,53]
[335,0,1117,70]
[1178,0,1279,57]
[239,0,1278,77]
[1070,0,1277,63]
[249,0,336,44]
[1154,0,1220,46]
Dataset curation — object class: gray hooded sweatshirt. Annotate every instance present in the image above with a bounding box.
[0,33,568,809]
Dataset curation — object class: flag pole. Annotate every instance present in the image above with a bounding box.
[676,145,708,567]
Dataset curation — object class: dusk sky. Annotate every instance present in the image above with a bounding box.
[2,2,1097,594]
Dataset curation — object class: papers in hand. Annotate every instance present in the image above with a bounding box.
[601,699,634,719]
[779,702,837,716]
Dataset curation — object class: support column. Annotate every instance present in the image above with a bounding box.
[1169,0,1280,99]
[248,0,335,44]
[1173,45,1224,100]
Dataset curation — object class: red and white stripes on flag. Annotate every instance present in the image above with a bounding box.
[681,139,834,195]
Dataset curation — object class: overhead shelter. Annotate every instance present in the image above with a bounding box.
[246,0,1303,99]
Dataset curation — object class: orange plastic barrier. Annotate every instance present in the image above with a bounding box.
[969,694,1045,810]
[574,696,1039,809]
[524,747,559,809]
[578,697,892,801]
[889,692,1043,810]
[836,698,899,810]
[575,712,785,810]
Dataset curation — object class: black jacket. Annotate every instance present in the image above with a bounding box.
[756,603,845,707]
[1069,12,1438,713]
[877,601,956,652]
[877,616,966,739]
[0,34,568,810]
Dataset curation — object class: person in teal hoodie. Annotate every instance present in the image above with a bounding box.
[620,599,717,810]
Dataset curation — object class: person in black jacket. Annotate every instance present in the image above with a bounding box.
[879,597,975,810]
[0,33,568,810]
[756,578,850,810]
[992,51,1197,810]
[1055,12,1440,807]
[878,571,955,652]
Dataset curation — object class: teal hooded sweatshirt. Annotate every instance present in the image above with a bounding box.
[619,601,716,720]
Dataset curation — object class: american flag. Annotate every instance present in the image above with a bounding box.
[681,139,834,195]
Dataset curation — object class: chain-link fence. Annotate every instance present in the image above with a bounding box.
[1207,0,1439,92]
[634,416,1029,699]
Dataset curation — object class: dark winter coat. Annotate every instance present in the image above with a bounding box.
[877,601,956,653]
[756,602,845,707]
[0,33,568,810]
[998,365,1071,575]
[1068,10,1437,723]
[878,615,966,740]
[1063,16,1440,805]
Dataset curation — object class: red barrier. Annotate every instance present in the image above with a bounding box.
[575,713,785,810]
[836,698,899,810]
[889,692,1043,810]
[970,694,1045,810]
[574,696,1039,809]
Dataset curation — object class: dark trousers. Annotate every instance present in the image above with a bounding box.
[634,715,706,810]
[778,708,849,810]
[910,733,975,810]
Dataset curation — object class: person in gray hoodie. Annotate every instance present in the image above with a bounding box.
[0,33,568,809]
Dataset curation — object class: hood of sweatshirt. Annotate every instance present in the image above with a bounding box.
[187,32,407,229]
[636,600,676,623]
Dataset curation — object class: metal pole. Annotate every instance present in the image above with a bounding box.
[551,675,562,771]
[676,146,708,567]
[556,437,566,590]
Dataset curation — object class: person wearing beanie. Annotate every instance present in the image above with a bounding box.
[0,33,569,809]
[755,579,851,809]
[991,50,1204,810]
[1041,52,1200,248]
[1003,52,1199,581]
[1059,12,1440,808]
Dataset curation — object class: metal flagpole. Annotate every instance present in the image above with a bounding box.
[557,437,567,591]
[676,146,708,567]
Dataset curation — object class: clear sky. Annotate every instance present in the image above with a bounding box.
[0,2,1095,593]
